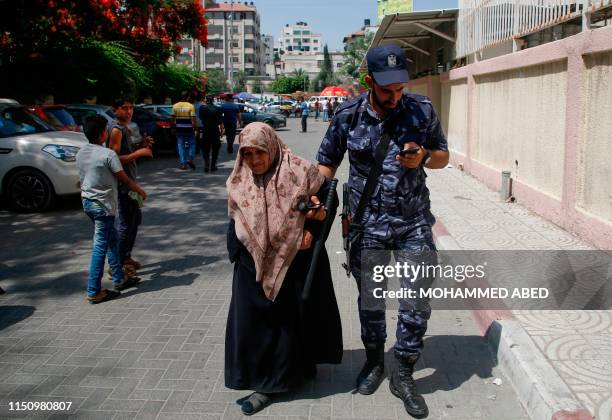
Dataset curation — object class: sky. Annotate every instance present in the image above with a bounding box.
[255,0,459,51]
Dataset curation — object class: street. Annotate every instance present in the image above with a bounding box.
[0,117,528,419]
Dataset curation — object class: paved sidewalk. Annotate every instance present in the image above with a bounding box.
[427,165,612,420]
[0,118,527,419]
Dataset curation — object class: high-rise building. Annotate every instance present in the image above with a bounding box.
[261,34,276,76]
[277,22,323,55]
[182,1,265,78]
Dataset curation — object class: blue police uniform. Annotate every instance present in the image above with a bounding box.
[316,92,448,360]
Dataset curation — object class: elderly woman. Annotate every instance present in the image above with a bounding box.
[225,122,342,415]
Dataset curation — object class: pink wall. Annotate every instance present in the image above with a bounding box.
[433,26,612,250]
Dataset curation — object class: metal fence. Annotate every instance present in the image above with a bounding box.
[457,0,612,57]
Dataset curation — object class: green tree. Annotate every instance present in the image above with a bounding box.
[233,70,247,92]
[0,0,208,102]
[252,79,264,95]
[312,44,338,92]
[204,69,228,95]
[271,75,309,94]
[341,32,374,79]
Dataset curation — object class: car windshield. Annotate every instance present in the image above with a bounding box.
[105,109,116,119]
[0,107,55,138]
[45,108,76,127]
[157,107,173,116]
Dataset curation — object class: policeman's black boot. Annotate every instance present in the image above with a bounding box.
[356,343,385,395]
[389,354,428,418]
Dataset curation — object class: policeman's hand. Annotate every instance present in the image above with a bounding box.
[396,142,424,169]
[300,229,314,250]
[305,195,326,221]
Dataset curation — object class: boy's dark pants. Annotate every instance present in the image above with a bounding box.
[117,191,141,264]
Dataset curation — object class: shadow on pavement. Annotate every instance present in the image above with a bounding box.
[0,305,35,331]
[267,335,496,404]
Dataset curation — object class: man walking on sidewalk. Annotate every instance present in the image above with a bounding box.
[221,93,242,154]
[199,95,224,172]
[172,91,197,170]
[315,44,449,418]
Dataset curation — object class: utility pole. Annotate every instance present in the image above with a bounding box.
[228,0,234,91]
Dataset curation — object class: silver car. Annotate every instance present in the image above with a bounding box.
[0,105,87,212]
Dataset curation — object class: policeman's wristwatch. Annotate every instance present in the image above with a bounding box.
[421,147,432,167]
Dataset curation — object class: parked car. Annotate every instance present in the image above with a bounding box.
[261,101,295,117]
[27,105,80,132]
[132,107,174,153]
[64,104,142,145]
[0,104,87,212]
[0,99,19,104]
[141,104,173,117]
[236,104,287,129]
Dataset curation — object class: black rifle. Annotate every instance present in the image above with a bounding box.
[341,183,351,276]
[302,178,338,301]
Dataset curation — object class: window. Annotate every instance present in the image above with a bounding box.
[303,30,310,35]
[206,53,223,63]
[303,38,310,43]
[232,56,240,63]
[231,41,239,48]
[337,63,342,68]
[313,39,319,43]
[293,30,301,35]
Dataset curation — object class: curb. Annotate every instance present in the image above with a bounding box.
[432,219,592,420]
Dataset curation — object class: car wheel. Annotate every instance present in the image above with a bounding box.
[7,169,55,212]
[264,119,275,128]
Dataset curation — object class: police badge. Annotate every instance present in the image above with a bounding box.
[388,54,397,68]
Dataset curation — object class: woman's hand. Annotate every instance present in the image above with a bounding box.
[305,195,326,221]
[300,229,313,250]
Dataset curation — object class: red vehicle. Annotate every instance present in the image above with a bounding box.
[27,105,80,132]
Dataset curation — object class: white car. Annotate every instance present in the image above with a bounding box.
[0,104,87,212]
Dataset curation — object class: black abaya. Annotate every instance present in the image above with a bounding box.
[224,186,343,393]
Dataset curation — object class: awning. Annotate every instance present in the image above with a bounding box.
[361,9,458,72]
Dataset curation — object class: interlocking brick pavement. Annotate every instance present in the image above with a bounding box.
[0,118,527,419]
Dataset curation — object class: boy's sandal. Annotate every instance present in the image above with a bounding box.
[240,392,271,416]
[88,289,120,304]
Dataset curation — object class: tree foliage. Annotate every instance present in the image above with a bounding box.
[271,74,309,94]
[233,71,247,92]
[0,0,208,103]
[312,44,338,92]
[341,32,374,79]
[204,69,229,95]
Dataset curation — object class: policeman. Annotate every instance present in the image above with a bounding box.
[316,44,449,418]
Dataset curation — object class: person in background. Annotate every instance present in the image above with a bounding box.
[221,93,242,154]
[314,98,320,121]
[326,99,333,121]
[193,92,205,156]
[172,91,197,170]
[321,98,329,122]
[199,95,224,172]
[299,97,309,133]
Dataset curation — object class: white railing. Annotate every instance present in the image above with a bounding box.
[457,0,612,57]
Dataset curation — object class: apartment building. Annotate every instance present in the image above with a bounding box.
[276,22,323,55]
[182,1,265,77]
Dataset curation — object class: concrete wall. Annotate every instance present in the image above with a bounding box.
[416,25,612,249]
[441,80,468,156]
[578,51,612,223]
[473,61,567,200]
